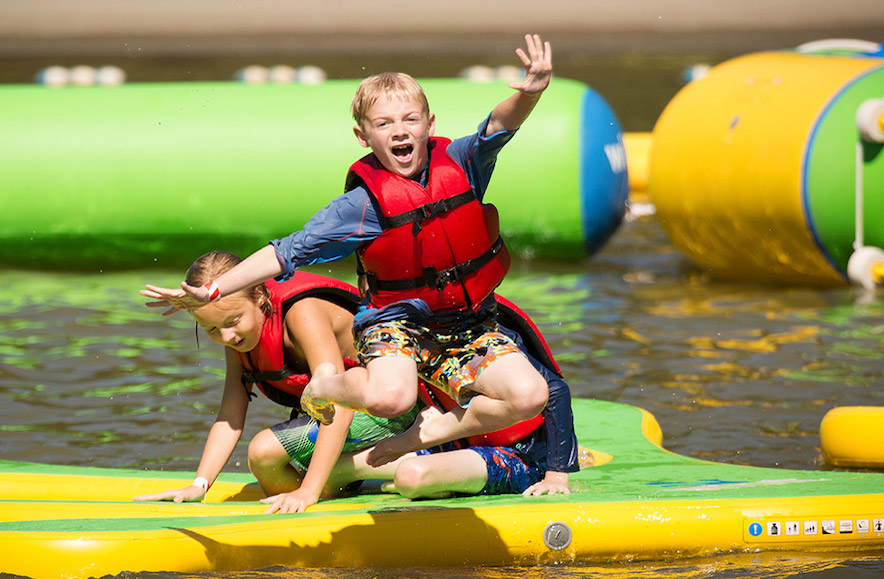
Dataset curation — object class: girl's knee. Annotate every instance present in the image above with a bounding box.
[247,429,286,471]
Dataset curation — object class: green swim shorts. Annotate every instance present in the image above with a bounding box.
[270,406,420,471]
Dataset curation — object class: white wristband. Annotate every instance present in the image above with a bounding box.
[204,281,221,303]
[192,476,210,491]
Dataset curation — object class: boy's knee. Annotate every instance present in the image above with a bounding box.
[393,459,430,499]
[510,372,549,419]
[364,380,417,418]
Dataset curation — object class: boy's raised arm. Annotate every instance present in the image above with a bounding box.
[142,245,283,315]
[486,34,553,136]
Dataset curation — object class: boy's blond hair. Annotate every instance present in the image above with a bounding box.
[351,72,430,128]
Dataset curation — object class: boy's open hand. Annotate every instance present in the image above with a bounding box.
[510,34,552,95]
[141,282,210,316]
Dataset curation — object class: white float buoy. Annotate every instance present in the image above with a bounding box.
[35,66,70,87]
[856,98,884,143]
[95,66,126,86]
[846,246,884,291]
[680,63,711,84]
[234,65,270,84]
[295,65,327,85]
[495,65,523,82]
[268,65,296,84]
[460,65,495,83]
[68,65,97,87]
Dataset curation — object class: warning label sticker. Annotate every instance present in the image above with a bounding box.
[745,514,884,543]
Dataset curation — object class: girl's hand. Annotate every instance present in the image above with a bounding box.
[133,484,206,503]
[141,281,211,316]
[261,489,319,514]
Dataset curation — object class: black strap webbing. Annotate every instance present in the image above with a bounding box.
[365,236,505,293]
[241,367,296,384]
[382,190,475,235]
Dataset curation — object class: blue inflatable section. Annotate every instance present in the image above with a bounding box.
[578,88,629,255]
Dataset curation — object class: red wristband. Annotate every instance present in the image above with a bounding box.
[204,281,221,303]
[192,476,210,491]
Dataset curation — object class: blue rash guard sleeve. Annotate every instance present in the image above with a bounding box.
[542,371,580,473]
[270,188,382,280]
[499,324,580,474]
[271,114,516,280]
[445,116,517,202]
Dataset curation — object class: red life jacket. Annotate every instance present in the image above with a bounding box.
[417,294,559,447]
[350,136,511,313]
[235,273,362,409]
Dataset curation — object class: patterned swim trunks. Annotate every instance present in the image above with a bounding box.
[356,317,524,406]
[271,407,419,471]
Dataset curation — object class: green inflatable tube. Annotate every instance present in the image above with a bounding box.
[0,78,627,270]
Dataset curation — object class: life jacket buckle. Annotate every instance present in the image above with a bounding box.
[432,267,457,291]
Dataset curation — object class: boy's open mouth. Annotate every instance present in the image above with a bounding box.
[392,144,413,159]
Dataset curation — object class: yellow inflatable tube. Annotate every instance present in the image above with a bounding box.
[650,50,884,286]
[821,406,884,468]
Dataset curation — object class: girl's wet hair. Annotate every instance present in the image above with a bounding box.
[185,250,272,317]
[350,72,430,128]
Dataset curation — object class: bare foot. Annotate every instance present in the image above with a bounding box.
[300,362,337,425]
[366,405,444,467]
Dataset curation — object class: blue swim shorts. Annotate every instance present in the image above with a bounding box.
[418,445,543,495]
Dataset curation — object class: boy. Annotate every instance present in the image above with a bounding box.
[144,34,554,466]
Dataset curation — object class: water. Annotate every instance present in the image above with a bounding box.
[1,215,883,578]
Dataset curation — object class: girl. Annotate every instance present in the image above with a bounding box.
[135,250,417,513]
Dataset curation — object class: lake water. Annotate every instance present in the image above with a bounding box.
[1,214,882,578]
[1,48,883,578]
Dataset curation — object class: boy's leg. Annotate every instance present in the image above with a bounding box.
[367,350,548,466]
[468,350,549,425]
[301,355,419,422]
[392,449,489,499]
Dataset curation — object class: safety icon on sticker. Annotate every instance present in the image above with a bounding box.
[804,521,818,535]
[785,521,800,536]
[857,519,870,534]
[840,520,853,534]
[874,519,884,532]
[822,520,836,534]
[767,522,781,536]
[749,522,763,536]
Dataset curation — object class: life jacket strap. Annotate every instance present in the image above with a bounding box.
[381,189,475,235]
[364,236,505,294]
[241,367,296,384]
[240,367,297,401]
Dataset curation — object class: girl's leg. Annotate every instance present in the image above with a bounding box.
[247,428,303,496]
[326,446,408,491]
